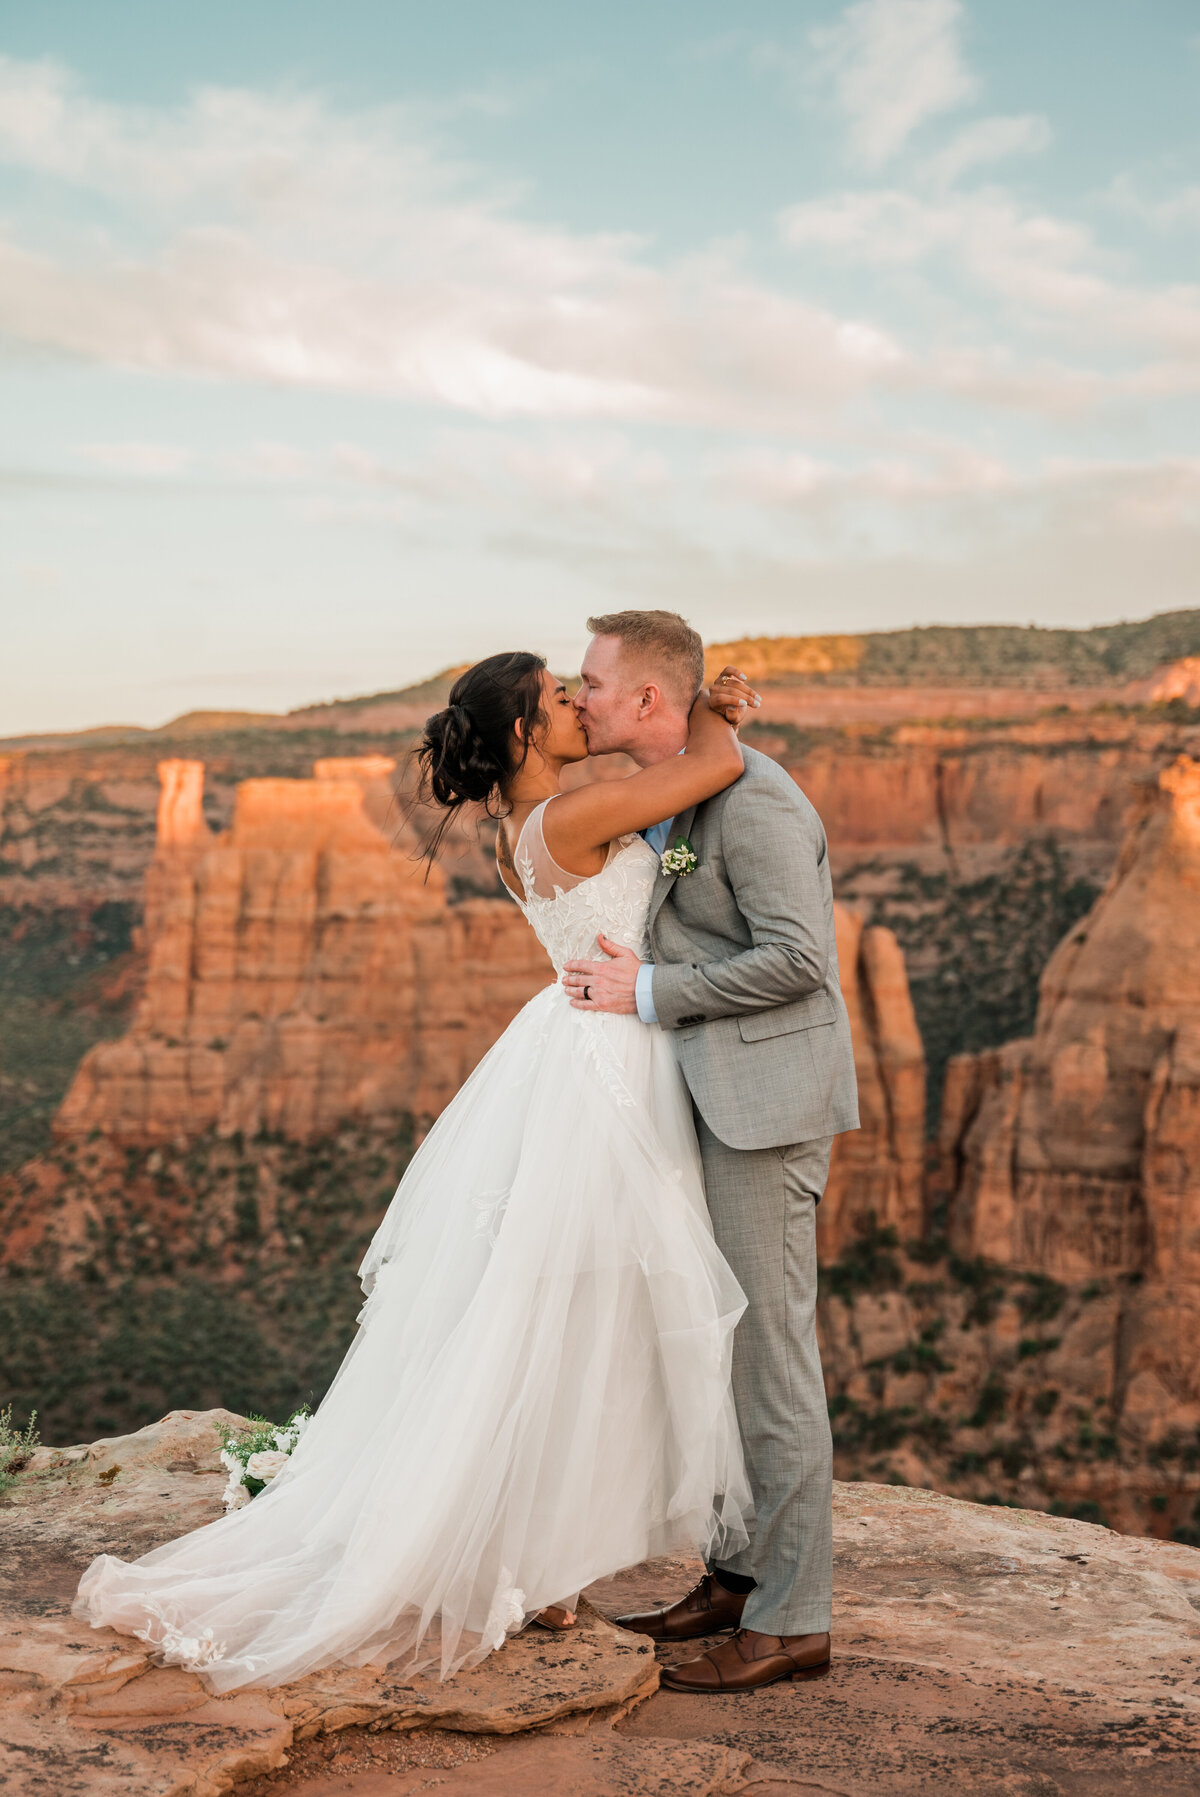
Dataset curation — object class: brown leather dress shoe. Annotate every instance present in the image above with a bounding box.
[614,1573,748,1641]
[660,1628,831,1692]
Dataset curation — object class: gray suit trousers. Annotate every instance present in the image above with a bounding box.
[695,1110,834,1637]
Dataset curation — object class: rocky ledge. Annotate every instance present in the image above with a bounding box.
[2,1410,1200,1796]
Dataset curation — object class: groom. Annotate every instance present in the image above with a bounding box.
[564,609,858,1693]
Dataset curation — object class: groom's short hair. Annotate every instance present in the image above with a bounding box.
[586,610,705,709]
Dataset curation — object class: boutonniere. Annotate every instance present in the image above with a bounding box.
[660,836,698,877]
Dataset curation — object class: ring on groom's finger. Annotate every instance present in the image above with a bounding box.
[584,986,591,1001]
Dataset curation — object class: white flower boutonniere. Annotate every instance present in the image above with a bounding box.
[660,836,698,877]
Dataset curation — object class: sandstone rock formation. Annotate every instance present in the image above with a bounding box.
[54,760,554,1142]
[1137,654,1200,708]
[50,762,927,1242]
[940,756,1200,1446]
[155,757,207,847]
[762,712,1177,873]
[4,1411,1198,1796]
[821,910,926,1260]
[7,709,1198,920]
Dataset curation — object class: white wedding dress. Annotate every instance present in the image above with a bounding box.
[74,803,751,1692]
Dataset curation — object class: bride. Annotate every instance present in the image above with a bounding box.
[74,650,753,1692]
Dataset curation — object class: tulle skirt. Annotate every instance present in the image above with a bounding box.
[73,982,751,1691]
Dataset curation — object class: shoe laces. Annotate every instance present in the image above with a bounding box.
[683,1574,716,1613]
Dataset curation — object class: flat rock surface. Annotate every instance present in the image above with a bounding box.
[0,1412,656,1797]
[4,1414,1200,1795]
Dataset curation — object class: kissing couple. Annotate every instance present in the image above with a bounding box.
[75,609,860,1696]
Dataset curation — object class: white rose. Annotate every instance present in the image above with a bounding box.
[245,1449,289,1484]
[290,1413,311,1438]
[223,1478,249,1510]
[271,1429,294,1452]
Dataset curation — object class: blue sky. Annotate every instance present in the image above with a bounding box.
[2,1,1199,732]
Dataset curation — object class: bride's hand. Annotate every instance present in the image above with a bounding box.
[705,666,761,729]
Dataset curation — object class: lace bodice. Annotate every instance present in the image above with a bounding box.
[511,799,660,976]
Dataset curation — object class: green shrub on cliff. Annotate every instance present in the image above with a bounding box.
[0,1403,39,1493]
[867,837,1100,1127]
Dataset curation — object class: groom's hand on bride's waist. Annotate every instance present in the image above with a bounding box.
[564,934,640,1014]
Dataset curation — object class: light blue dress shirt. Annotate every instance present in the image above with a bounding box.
[635,815,674,1025]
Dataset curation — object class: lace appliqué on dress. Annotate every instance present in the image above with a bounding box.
[577,1015,636,1109]
[133,1601,261,1678]
[483,1570,528,1651]
[471,1187,510,1243]
[510,809,658,981]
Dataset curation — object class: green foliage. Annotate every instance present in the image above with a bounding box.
[906,1231,949,1267]
[824,1215,902,1300]
[1158,697,1200,725]
[1049,1497,1110,1528]
[829,1392,949,1455]
[851,609,1200,687]
[947,1254,1006,1327]
[0,1123,415,1441]
[218,1406,309,1499]
[829,1395,911,1453]
[867,839,1100,1128]
[1175,1496,1200,1547]
[1018,1275,1067,1324]
[0,901,139,1172]
[891,1324,951,1375]
[997,1438,1029,1480]
[1149,1428,1200,1470]
[0,1403,40,1494]
[968,1374,1008,1428]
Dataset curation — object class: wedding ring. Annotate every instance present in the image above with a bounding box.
[584,985,591,1001]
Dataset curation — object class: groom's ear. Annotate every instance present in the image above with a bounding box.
[637,681,662,718]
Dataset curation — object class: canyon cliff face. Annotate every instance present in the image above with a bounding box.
[49,760,924,1262]
[758,714,1188,874]
[820,910,925,1261]
[6,709,1198,916]
[939,756,1200,1449]
[54,760,554,1142]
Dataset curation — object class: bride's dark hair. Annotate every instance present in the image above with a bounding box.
[415,651,548,862]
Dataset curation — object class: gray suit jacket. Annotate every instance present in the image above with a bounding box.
[647,745,859,1152]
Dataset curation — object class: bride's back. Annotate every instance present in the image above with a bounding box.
[509,799,659,976]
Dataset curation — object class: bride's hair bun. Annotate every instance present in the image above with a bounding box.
[421,700,497,807]
[415,651,547,858]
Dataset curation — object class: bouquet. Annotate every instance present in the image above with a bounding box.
[218,1406,310,1510]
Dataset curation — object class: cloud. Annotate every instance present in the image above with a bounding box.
[0,224,909,424]
[0,57,915,429]
[922,113,1052,185]
[2,54,1196,443]
[718,445,1200,525]
[237,442,315,482]
[809,0,977,167]
[779,187,1200,362]
[719,444,1013,510]
[333,431,669,515]
[77,442,190,477]
[486,455,1200,639]
[1107,173,1200,232]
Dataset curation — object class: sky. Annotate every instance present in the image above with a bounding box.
[1,1,1199,734]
